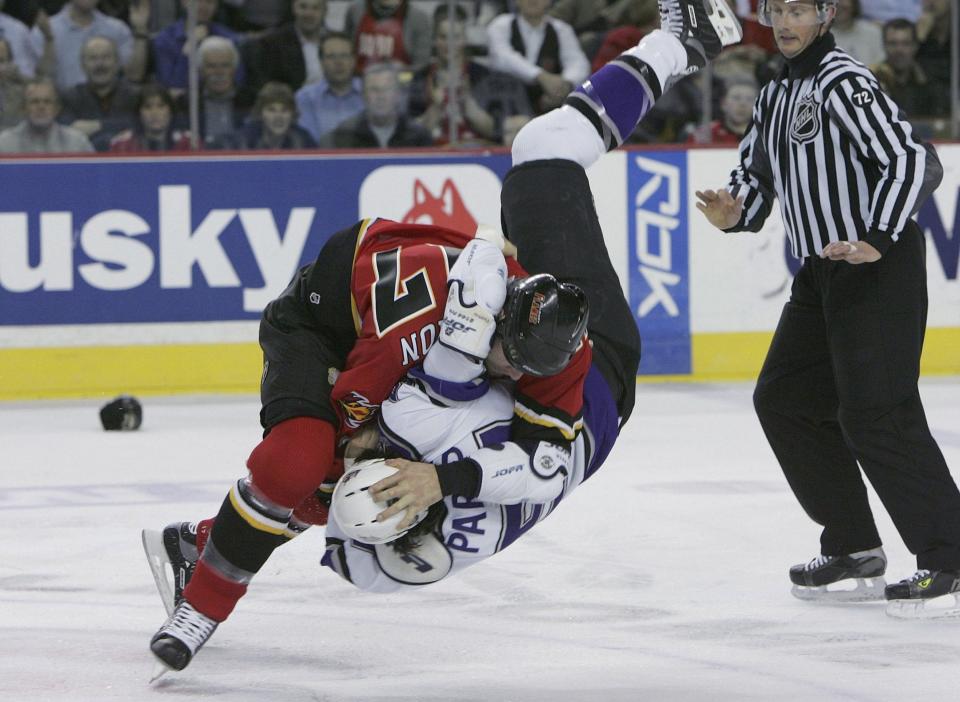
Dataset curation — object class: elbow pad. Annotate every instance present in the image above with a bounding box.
[439,239,508,360]
[472,440,572,505]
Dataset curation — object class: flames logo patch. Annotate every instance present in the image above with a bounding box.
[339,391,377,429]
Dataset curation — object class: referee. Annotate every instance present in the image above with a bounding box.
[696,0,960,616]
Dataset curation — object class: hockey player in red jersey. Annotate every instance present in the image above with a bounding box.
[146,0,742,674]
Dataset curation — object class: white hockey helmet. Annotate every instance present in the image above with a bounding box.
[330,458,428,545]
[758,0,837,27]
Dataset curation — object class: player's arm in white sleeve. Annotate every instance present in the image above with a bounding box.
[439,440,572,505]
[422,238,508,383]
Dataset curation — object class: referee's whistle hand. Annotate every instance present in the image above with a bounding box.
[820,240,881,265]
[695,189,743,230]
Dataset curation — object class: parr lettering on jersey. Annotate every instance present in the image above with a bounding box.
[445,495,486,553]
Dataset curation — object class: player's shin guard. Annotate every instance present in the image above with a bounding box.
[181,417,335,621]
[182,479,293,620]
[564,29,683,151]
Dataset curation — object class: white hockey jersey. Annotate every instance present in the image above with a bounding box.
[322,364,617,593]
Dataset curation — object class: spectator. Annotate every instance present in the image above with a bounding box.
[30,0,148,91]
[915,0,951,89]
[152,0,244,92]
[249,0,328,92]
[319,60,431,148]
[222,0,291,31]
[685,75,757,145]
[459,0,505,51]
[59,35,139,150]
[0,0,51,78]
[630,71,701,143]
[500,112,529,147]
[343,0,430,73]
[409,5,531,145]
[294,31,363,141]
[236,81,315,148]
[0,36,25,127]
[0,78,94,151]
[873,18,948,120]
[195,35,253,146]
[551,0,656,58]
[109,82,193,151]
[830,0,883,67]
[487,0,590,114]
[859,0,922,23]
[733,0,777,55]
[589,0,659,72]
[711,43,769,84]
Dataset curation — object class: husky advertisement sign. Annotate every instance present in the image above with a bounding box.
[0,155,511,327]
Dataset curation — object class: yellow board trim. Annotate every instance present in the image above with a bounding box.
[0,327,957,400]
[0,342,262,400]
[636,328,960,383]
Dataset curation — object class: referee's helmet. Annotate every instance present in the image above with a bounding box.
[758,0,837,27]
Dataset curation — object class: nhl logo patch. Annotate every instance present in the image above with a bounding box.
[791,93,821,144]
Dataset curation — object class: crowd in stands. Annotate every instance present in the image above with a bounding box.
[0,0,954,154]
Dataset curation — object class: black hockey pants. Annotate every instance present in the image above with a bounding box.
[752,222,960,571]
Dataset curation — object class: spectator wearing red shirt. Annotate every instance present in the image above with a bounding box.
[343,0,431,72]
[109,83,193,152]
[686,75,757,145]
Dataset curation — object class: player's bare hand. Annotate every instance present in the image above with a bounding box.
[820,240,881,264]
[695,189,744,230]
[370,459,442,530]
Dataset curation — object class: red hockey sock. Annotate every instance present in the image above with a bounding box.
[183,560,248,622]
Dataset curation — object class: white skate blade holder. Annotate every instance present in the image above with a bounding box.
[886,593,960,620]
[708,0,744,47]
[141,529,176,616]
[791,576,887,603]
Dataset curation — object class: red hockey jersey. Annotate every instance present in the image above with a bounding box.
[329,218,590,445]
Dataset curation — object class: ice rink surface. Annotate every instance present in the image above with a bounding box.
[2,380,959,702]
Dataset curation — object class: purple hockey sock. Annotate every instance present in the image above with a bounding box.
[565,54,663,151]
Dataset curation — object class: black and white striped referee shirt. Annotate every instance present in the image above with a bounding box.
[725,34,942,259]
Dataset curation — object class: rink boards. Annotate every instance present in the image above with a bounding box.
[1,146,958,399]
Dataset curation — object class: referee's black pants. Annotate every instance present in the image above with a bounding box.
[753,222,960,571]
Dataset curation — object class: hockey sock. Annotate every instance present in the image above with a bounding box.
[183,417,335,621]
[184,560,248,622]
[564,29,686,151]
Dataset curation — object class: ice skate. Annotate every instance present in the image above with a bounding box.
[142,522,199,616]
[658,0,743,73]
[789,548,887,603]
[150,600,218,672]
[885,570,960,620]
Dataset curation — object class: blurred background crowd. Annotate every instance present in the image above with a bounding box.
[0,0,954,153]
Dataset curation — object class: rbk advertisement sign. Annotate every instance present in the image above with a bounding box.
[0,155,511,326]
[628,151,691,375]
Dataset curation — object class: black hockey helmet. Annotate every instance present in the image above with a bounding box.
[497,274,589,377]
